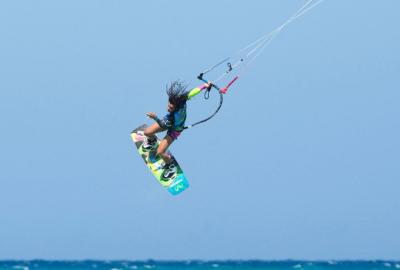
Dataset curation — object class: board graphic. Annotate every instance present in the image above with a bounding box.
[131,124,189,195]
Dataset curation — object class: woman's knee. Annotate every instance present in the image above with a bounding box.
[144,127,152,137]
[144,123,163,137]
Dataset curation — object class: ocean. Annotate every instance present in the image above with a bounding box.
[0,261,399,270]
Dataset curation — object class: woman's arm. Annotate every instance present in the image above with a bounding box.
[146,112,172,129]
[187,82,212,100]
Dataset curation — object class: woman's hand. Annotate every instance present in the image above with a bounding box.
[205,81,213,90]
[146,112,157,119]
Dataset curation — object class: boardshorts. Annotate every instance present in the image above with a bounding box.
[167,130,182,140]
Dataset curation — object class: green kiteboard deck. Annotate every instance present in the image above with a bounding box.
[131,124,189,195]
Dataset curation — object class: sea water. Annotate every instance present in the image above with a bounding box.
[1,261,400,270]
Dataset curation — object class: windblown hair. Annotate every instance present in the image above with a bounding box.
[166,80,188,109]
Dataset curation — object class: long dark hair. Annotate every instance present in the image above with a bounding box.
[166,80,188,109]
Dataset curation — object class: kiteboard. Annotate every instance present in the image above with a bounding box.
[130,124,189,195]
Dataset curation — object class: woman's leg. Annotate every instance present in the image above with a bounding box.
[144,122,164,137]
[142,122,165,152]
[157,135,174,164]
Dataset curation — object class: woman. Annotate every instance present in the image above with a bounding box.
[142,80,212,180]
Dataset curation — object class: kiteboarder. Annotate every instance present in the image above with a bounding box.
[142,80,212,179]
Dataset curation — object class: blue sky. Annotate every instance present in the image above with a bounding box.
[0,0,399,261]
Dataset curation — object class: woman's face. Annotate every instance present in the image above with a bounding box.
[167,102,176,112]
